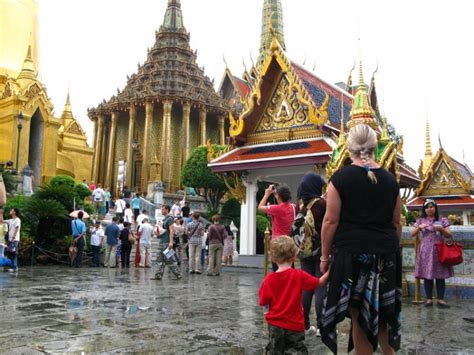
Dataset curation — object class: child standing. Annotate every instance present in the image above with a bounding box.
[259,236,328,354]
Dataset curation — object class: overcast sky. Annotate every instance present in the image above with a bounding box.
[37,0,474,171]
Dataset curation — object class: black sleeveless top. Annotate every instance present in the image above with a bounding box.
[330,165,400,254]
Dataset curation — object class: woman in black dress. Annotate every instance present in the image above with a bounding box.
[320,124,402,354]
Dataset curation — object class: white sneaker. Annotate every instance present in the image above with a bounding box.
[7,268,17,273]
[305,326,317,336]
[316,328,321,337]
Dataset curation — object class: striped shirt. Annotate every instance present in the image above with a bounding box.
[186,220,204,245]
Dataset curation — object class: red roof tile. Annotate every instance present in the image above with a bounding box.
[407,195,474,209]
[209,139,333,172]
[233,76,251,98]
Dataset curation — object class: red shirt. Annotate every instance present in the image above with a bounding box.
[259,268,319,332]
[89,183,96,192]
[266,202,295,238]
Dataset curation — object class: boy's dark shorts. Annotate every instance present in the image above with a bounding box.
[266,324,308,354]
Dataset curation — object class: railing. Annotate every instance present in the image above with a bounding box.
[139,197,157,223]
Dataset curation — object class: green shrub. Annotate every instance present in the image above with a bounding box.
[74,183,91,201]
[221,197,241,218]
[49,175,76,189]
[256,213,271,234]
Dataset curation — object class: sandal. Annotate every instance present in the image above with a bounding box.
[424,300,433,307]
[437,301,450,308]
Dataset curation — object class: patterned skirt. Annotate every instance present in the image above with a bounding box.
[320,251,402,354]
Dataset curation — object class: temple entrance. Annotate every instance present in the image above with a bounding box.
[28,108,44,187]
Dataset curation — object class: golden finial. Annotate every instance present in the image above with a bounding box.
[18,45,37,80]
[348,60,377,130]
[223,54,228,69]
[65,90,72,112]
[438,134,443,149]
[424,119,432,158]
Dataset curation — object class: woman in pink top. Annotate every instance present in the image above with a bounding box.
[258,184,295,271]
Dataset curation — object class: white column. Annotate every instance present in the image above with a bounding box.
[462,211,469,225]
[239,177,258,255]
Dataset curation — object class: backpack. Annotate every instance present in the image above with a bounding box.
[291,198,321,259]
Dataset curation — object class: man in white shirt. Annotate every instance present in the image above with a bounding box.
[170,198,182,217]
[136,209,149,229]
[124,203,133,224]
[5,208,21,272]
[92,184,105,219]
[139,218,153,267]
[115,196,126,220]
[89,221,104,267]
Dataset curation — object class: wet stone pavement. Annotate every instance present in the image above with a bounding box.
[1,266,474,354]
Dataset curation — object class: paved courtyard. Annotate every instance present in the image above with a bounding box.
[1,266,474,354]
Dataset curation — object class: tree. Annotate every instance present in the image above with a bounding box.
[23,199,68,245]
[181,145,228,212]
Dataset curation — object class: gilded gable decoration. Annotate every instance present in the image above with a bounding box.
[416,148,472,196]
[64,121,85,136]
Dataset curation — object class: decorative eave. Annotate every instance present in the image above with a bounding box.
[209,137,334,173]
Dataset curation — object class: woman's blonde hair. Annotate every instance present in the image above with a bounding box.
[347,124,378,184]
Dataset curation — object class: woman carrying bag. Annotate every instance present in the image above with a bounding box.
[411,199,453,307]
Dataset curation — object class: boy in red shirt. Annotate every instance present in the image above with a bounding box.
[259,236,328,354]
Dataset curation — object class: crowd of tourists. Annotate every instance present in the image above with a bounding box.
[69,193,235,281]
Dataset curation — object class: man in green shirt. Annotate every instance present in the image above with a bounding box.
[152,205,181,281]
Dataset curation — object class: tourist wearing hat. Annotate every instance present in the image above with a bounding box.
[90,221,104,267]
[411,199,453,307]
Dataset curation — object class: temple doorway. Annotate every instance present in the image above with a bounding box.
[28,108,44,187]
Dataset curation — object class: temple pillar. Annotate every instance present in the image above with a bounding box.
[99,120,109,185]
[462,211,469,225]
[199,108,207,145]
[218,115,225,145]
[240,176,257,255]
[161,100,172,185]
[105,112,118,188]
[182,102,191,164]
[141,101,153,193]
[93,115,105,183]
[91,117,98,182]
[126,105,136,188]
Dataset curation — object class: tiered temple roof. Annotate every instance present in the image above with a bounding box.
[407,144,474,210]
[89,0,226,116]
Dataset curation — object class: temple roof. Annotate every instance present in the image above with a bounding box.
[291,63,352,130]
[414,146,473,198]
[89,0,226,115]
[407,195,474,209]
[209,138,334,172]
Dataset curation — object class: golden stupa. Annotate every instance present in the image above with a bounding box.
[0,0,93,186]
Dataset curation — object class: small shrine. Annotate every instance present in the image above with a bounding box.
[407,123,474,225]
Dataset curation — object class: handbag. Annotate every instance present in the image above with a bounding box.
[436,240,463,266]
[68,245,78,265]
[128,233,136,245]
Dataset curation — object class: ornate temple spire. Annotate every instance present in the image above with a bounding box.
[162,0,184,31]
[17,45,37,81]
[348,61,377,129]
[258,0,286,64]
[61,91,75,128]
[421,119,433,175]
[424,119,433,158]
